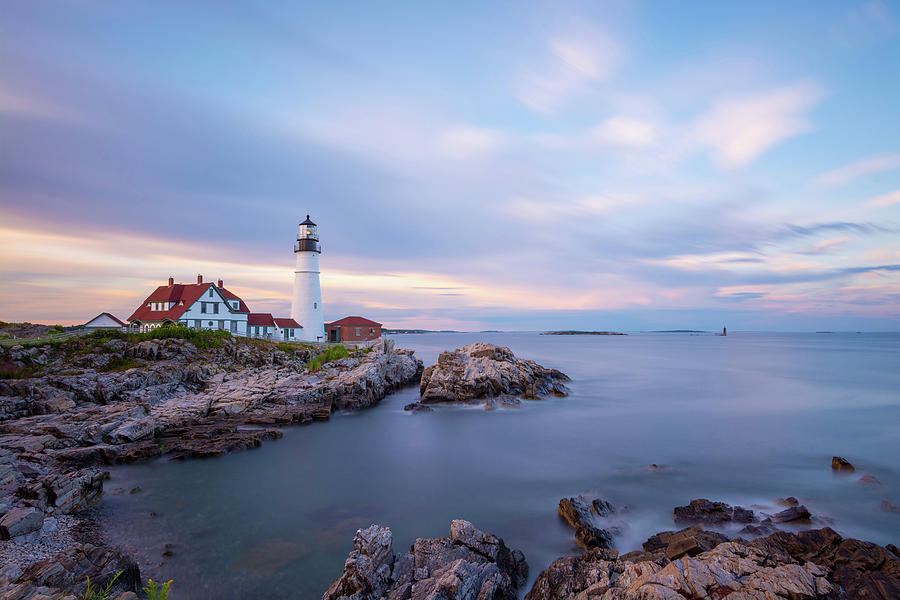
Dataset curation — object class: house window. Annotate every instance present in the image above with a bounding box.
[213,303,219,314]
[231,321,237,331]
[209,289,213,297]
[208,321,213,327]
[218,320,224,330]
[201,302,207,313]
[370,328,374,334]
[194,320,201,329]
[233,301,238,309]
[355,327,361,336]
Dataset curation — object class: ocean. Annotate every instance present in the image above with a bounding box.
[99,332,900,599]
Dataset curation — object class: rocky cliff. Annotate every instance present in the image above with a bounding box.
[0,333,422,598]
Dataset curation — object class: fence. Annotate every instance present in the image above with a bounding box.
[0,328,90,347]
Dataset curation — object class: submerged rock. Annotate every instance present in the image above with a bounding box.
[672,498,755,525]
[322,520,527,600]
[417,343,569,405]
[832,456,855,472]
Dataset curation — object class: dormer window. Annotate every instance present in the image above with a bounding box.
[209,289,213,298]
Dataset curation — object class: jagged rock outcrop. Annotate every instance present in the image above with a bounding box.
[672,498,755,525]
[1,542,140,599]
[557,496,615,549]
[621,526,728,563]
[323,520,528,600]
[526,527,900,600]
[413,343,568,408]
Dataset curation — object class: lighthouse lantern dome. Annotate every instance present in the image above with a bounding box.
[299,215,318,240]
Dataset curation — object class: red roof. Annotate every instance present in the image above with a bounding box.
[327,316,382,327]
[218,287,251,313]
[128,282,250,323]
[274,318,301,328]
[247,313,276,327]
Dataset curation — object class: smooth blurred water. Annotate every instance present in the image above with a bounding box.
[99,332,900,599]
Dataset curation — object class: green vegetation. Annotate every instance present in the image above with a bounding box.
[87,324,232,349]
[307,344,349,371]
[81,571,121,600]
[99,356,143,372]
[0,364,38,379]
[143,578,174,600]
[51,324,66,333]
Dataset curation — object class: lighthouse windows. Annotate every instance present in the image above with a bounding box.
[314,302,317,309]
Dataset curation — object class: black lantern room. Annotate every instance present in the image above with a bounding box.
[295,215,321,253]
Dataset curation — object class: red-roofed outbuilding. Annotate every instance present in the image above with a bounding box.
[326,316,382,343]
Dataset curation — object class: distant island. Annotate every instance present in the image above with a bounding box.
[541,330,626,336]
[383,329,464,334]
[652,330,709,333]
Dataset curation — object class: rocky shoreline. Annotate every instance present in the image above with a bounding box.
[0,333,423,599]
[324,497,900,600]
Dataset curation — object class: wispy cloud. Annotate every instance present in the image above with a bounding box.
[692,81,825,168]
[515,29,621,113]
[816,154,900,186]
[867,189,900,208]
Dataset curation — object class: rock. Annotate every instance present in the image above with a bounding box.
[419,343,569,404]
[858,474,881,485]
[777,496,799,506]
[323,521,527,600]
[0,505,44,540]
[641,526,728,560]
[404,402,434,413]
[12,542,140,596]
[832,456,855,471]
[558,496,614,549]
[772,504,812,523]
[524,547,620,600]
[882,499,899,512]
[739,518,779,538]
[672,498,755,525]
[527,527,900,600]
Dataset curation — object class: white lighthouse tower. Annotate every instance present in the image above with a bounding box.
[291,215,325,342]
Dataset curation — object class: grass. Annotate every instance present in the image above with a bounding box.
[143,578,174,600]
[81,571,121,600]
[306,344,349,371]
[99,356,143,372]
[86,324,232,350]
[0,363,39,379]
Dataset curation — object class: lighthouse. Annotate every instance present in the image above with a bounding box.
[291,215,325,341]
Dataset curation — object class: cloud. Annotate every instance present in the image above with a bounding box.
[515,30,621,113]
[784,221,888,237]
[435,125,503,160]
[693,81,825,168]
[590,116,657,148]
[816,154,900,186]
[811,236,851,253]
[0,88,85,125]
[866,189,900,208]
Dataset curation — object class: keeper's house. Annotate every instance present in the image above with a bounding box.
[127,275,301,341]
[84,313,127,332]
[326,316,382,343]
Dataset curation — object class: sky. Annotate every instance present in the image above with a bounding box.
[1,1,899,331]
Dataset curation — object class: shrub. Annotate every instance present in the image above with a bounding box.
[0,363,38,379]
[306,344,349,371]
[81,571,121,600]
[143,578,173,600]
[87,324,231,349]
[99,357,143,372]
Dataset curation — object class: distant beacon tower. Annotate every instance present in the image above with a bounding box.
[291,215,325,342]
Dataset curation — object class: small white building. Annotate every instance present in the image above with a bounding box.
[247,313,302,341]
[84,312,127,331]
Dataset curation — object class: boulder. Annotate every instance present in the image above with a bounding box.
[419,343,569,404]
[832,456,855,471]
[858,474,881,485]
[640,526,728,560]
[672,498,755,525]
[772,504,812,523]
[323,520,528,600]
[557,496,614,549]
[0,505,44,540]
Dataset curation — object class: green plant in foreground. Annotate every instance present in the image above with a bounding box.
[143,578,174,600]
[82,570,122,600]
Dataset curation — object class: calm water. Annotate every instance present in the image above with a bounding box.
[100,332,900,599]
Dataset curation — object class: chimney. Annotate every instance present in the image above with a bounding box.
[217,279,223,288]
[197,274,203,284]
[168,276,174,287]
